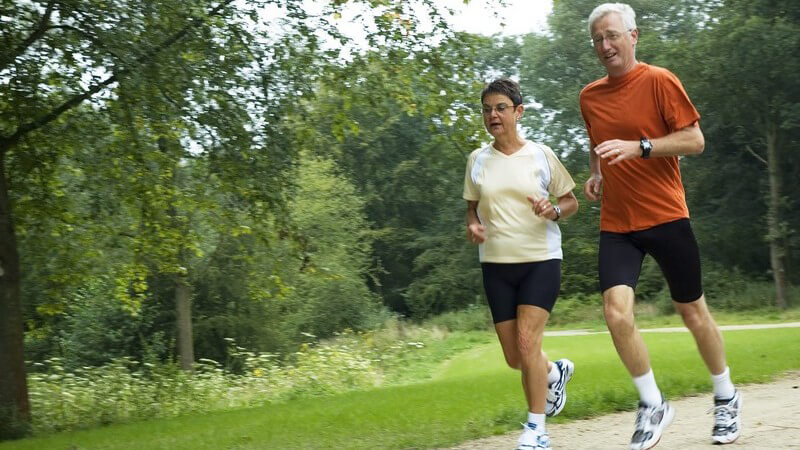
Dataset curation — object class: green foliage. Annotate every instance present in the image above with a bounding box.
[548,293,604,325]
[22,324,465,435]
[422,303,493,332]
[279,153,386,343]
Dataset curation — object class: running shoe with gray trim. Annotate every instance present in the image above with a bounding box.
[711,390,741,444]
[629,399,674,450]
[545,358,574,417]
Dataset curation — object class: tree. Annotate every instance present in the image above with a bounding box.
[1,2,252,434]
[0,0,472,436]
[685,0,800,308]
[297,32,508,317]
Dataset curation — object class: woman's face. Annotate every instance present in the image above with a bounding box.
[481,93,522,138]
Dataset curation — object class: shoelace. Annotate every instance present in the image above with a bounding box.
[634,404,658,430]
[709,404,733,426]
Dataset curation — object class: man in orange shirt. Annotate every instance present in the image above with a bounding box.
[579,3,741,450]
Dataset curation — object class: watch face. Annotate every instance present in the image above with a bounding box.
[640,138,652,158]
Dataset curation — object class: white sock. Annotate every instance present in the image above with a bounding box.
[633,369,663,407]
[547,362,560,385]
[711,366,736,399]
[527,412,546,431]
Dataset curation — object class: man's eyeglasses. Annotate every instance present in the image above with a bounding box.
[480,103,518,115]
[591,29,633,46]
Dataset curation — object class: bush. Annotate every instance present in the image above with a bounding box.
[25,329,435,435]
[549,293,604,325]
[423,303,493,332]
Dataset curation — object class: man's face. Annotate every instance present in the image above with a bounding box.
[591,12,638,76]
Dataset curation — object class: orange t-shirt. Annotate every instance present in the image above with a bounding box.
[580,63,700,232]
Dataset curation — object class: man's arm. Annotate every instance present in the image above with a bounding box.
[595,124,704,165]
[584,144,603,201]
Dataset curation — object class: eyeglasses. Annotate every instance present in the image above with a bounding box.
[480,103,518,115]
[591,29,633,46]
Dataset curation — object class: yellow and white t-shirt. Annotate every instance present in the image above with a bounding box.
[463,140,575,263]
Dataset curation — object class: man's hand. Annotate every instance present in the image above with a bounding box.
[467,223,486,244]
[594,139,639,165]
[584,174,603,201]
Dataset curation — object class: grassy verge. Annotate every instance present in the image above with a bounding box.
[4,327,798,449]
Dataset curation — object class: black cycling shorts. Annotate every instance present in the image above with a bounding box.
[481,259,561,323]
[598,218,703,303]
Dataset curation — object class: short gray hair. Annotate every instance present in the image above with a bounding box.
[587,3,637,35]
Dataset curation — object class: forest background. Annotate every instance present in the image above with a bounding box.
[1,0,798,440]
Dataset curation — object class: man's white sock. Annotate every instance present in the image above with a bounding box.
[711,366,736,399]
[633,369,663,407]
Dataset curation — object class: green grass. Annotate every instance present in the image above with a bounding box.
[3,327,798,449]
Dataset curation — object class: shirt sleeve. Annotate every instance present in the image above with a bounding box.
[655,69,701,132]
[462,151,480,201]
[579,91,598,148]
[543,146,576,198]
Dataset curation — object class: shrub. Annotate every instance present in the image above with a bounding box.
[25,329,437,435]
[424,303,493,332]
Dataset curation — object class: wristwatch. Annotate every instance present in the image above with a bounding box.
[553,205,561,221]
[640,137,652,159]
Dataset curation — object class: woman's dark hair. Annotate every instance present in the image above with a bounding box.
[480,78,523,106]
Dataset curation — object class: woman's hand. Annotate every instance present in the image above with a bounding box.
[527,195,559,221]
[467,223,487,244]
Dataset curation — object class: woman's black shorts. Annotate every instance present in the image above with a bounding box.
[481,259,561,323]
[598,218,703,302]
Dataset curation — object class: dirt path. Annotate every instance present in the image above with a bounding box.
[444,323,800,449]
[447,372,800,449]
[446,375,800,449]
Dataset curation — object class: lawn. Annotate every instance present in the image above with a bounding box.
[2,327,798,449]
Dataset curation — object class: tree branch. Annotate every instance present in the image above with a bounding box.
[744,144,768,166]
[0,0,57,73]
[0,0,236,159]
[46,24,125,61]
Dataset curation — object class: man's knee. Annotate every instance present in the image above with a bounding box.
[676,296,711,330]
[603,286,635,330]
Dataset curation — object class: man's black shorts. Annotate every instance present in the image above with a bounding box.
[598,218,703,303]
[481,259,561,323]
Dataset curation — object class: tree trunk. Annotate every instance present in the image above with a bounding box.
[0,155,31,439]
[175,277,194,372]
[765,125,788,309]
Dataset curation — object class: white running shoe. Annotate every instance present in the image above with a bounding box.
[545,358,574,417]
[517,423,552,450]
[629,399,675,450]
[711,390,741,444]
